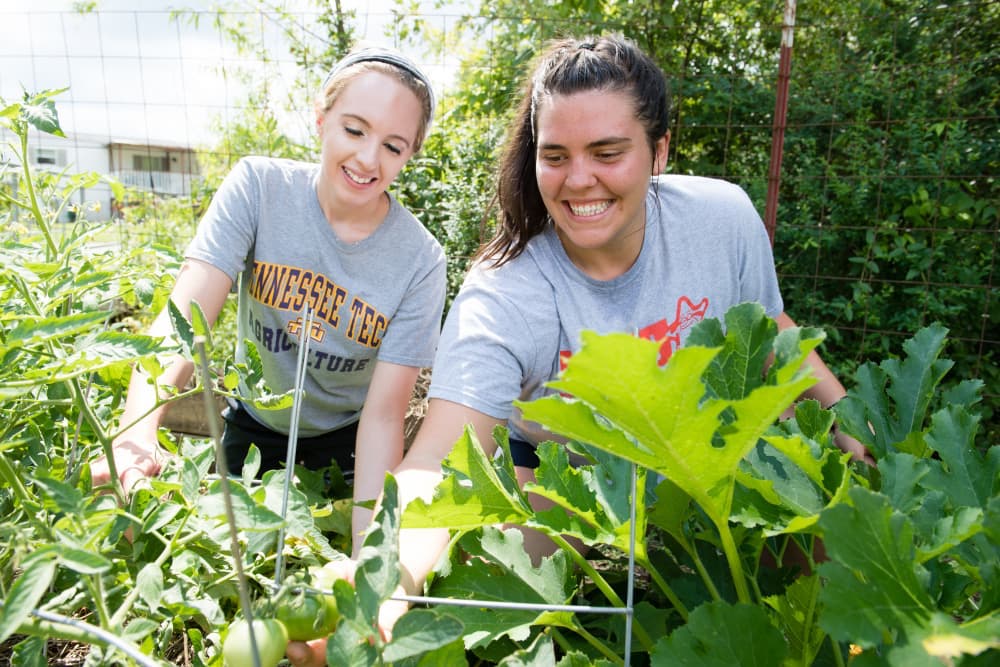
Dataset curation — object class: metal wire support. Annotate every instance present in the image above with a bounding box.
[624,461,638,667]
[195,336,262,667]
[274,303,314,587]
[390,460,642,664]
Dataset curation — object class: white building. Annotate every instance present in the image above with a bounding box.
[3,127,200,222]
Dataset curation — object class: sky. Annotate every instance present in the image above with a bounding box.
[0,0,460,147]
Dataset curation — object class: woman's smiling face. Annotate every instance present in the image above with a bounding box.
[315,70,422,216]
[534,87,668,279]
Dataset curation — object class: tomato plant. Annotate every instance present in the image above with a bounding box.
[222,618,288,667]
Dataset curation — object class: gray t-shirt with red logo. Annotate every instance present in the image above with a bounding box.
[428,174,783,445]
[186,156,446,436]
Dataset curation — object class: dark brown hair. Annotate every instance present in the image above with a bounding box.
[477,35,671,266]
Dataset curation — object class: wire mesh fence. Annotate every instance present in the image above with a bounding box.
[2,0,996,434]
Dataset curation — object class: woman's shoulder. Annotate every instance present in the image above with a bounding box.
[465,248,556,305]
[384,194,445,258]
[652,174,754,203]
[228,155,316,184]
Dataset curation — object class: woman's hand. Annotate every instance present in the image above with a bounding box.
[90,438,166,492]
[284,560,412,666]
[834,429,876,467]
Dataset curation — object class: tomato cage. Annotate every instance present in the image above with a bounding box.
[195,304,643,666]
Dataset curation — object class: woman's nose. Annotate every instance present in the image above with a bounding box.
[564,157,597,189]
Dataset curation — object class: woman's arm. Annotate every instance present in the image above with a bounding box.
[392,399,504,590]
[285,398,502,667]
[351,360,421,557]
[776,312,874,464]
[91,259,233,489]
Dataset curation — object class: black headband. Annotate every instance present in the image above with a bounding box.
[322,47,436,128]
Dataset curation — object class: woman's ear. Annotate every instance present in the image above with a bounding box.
[315,103,326,136]
[653,131,671,174]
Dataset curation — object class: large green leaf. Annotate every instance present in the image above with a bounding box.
[429,527,575,649]
[818,487,936,647]
[922,405,998,509]
[519,326,816,524]
[382,609,465,662]
[523,440,646,549]
[651,601,788,666]
[763,575,825,666]
[402,426,532,530]
[836,323,951,459]
[685,303,777,400]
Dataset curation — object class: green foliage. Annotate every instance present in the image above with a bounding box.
[400,0,998,436]
[0,89,354,664]
[403,304,998,665]
[2,2,997,664]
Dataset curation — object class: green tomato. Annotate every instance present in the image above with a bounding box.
[275,586,341,641]
[222,617,288,667]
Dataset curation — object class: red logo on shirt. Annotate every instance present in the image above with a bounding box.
[559,296,709,371]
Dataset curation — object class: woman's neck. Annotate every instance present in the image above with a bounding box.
[317,188,389,244]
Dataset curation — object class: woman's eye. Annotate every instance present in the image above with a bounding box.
[385,143,402,156]
[344,127,363,137]
[540,154,565,165]
[597,151,622,160]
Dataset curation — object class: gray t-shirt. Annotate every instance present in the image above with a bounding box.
[186,156,446,436]
[428,174,783,445]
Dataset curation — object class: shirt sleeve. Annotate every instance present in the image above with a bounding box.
[375,247,447,368]
[428,269,546,420]
[184,157,260,282]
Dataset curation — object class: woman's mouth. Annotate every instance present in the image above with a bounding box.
[568,200,612,217]
[344,166,377,185]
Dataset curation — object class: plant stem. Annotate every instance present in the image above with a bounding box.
[716,521,751,603]
[16,610,166,667]
[109,502,194,628]
[831,639,847,667]
[548,533,655,652]
[550,533,625,608]
[683,536,722,601]
[107,385,204,444]
[569,620,625,665]
[634,552,689,621]
[86,573,114,631]
[19,132,57,259]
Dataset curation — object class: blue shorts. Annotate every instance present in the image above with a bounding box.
[508,437,540,469]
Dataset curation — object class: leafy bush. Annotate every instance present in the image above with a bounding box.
[401,304,999,665]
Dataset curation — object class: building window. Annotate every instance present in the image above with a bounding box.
[133,154,169,172]
[34,148,65,166]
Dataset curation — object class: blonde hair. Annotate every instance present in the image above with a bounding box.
[319,47,435,151]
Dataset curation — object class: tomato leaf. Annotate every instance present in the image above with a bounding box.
[0,550,58,645]
[167,298,195,356]
[382,609,464,662]
[355,473,402,619]
[20,91,66,137]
